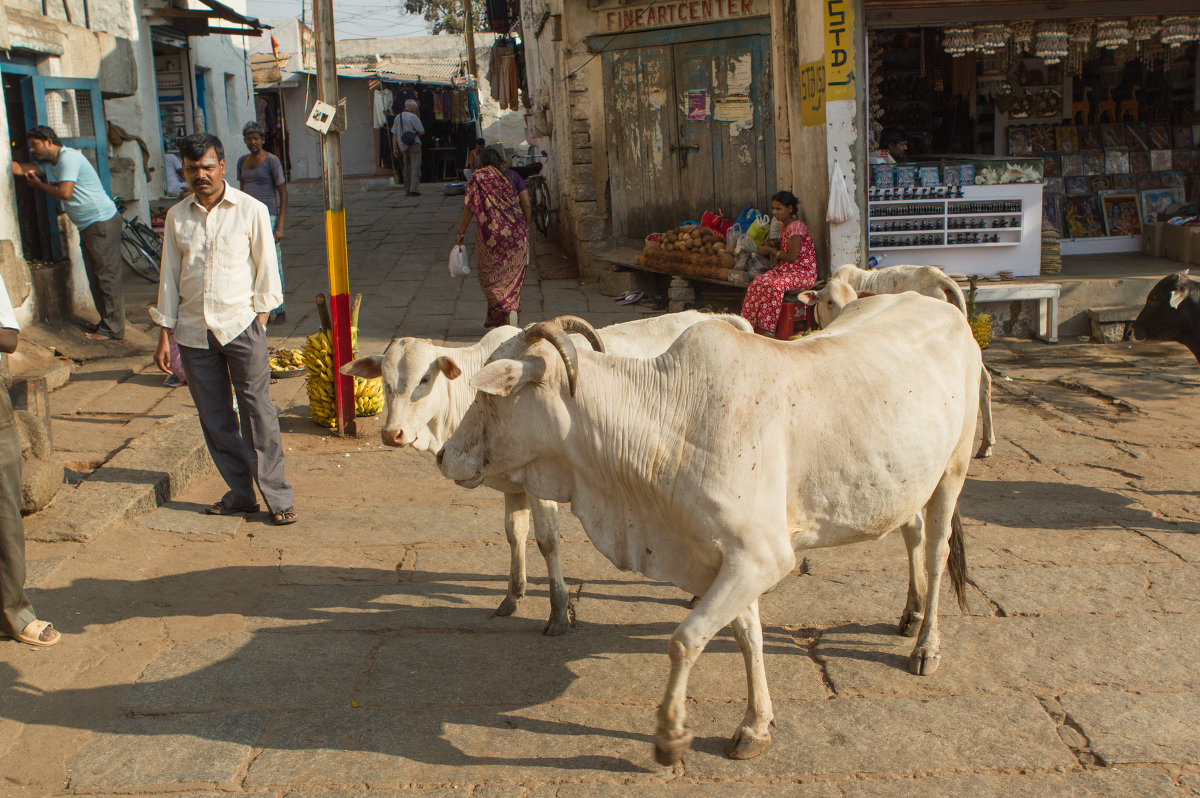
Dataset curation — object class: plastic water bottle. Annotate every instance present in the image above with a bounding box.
[867,255,880,269]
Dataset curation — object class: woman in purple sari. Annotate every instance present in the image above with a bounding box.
[455,148,531,327]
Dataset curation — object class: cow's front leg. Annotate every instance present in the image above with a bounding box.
[530,496,570,635]
[726,598,773,759]
[898,514,926,637]
[497,492,531,617]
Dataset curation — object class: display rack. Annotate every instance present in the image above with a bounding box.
[155,55,187,154]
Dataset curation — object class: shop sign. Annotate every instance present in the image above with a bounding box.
[799,58,825,127]
[824,0,856,102]
[599,0,768,34]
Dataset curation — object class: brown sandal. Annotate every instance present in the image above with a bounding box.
[272,508,298,525]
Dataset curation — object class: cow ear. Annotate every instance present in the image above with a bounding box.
[796,291,819,306]
[471,358,546,396]
[1170,287,1187,309]
[341,355,382,379]
[436,355,462,380]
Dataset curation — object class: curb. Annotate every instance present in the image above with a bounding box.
[24,413,215,543]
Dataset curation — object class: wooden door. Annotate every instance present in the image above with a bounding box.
[603,48,681,239]
[604,35,773,240]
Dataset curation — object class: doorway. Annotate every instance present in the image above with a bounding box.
[603,34,774,239]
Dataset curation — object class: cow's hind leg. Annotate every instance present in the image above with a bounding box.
[655,553,788,765]
[530,496,570,635]
[975,366,995,459]
[726,598,774,759]
[497,491,531,617]
[897,514,927,637]
[909,475,971,676]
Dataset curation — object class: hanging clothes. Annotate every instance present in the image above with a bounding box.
[451,91,469,123]
[372,87,394,128]
[489,45,517,110]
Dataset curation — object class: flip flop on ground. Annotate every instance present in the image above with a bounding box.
[272,508,298,525]
[15,619,60,647]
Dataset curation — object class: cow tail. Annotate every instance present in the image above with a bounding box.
[948,507,970,612]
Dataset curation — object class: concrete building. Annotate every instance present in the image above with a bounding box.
[1,0,263,326]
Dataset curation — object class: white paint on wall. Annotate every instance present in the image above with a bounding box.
[826,98,861,267]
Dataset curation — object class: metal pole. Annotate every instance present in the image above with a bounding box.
[464,0,477,78]
[312,0,356,436]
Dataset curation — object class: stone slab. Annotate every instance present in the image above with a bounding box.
[968,564,1156,616]
[681,696,1074,779]
[25,413,214,542]
[123,632,376,711]
[819,615,1200,699]
[66,711,268,790]
[1141,527,1200,563]
[532,786,838,798]
[359,629,825,709]
[23,555,66,589]
[80,376,171,416]
[287,789,523,798]
[244,705,670,788]
[840,769,1180,797]
[139,504,243,539]
[1061,691,1200,765]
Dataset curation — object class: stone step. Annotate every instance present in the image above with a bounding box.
[1086,304,1143,323]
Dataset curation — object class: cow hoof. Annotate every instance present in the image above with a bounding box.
[909,648,941,676]
[495,596,520,617]
[897,611,923,638]
[653,730,693,766]
[974,445,993,459]
[725,728,771,760]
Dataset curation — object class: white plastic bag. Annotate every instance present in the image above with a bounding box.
[827,159,858,224]
[448,244,470,277]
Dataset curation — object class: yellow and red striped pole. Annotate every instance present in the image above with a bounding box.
[313,0,355,436]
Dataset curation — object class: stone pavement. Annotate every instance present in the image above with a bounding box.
[3,184,1200,796]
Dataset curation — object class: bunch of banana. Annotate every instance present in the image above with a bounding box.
[970,313,993,350]
[354,375,384,417]
[305,293,380,428]
[270,347,305,373]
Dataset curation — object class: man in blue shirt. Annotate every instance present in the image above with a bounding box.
[14,126,125,341]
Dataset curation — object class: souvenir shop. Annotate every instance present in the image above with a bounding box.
[371,72,481,181]
[864,9,1200,274]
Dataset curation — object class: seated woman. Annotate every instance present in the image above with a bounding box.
[740,190,818,335]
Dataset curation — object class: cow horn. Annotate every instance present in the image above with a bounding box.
[521,321,582,396]
[552,315,606,353]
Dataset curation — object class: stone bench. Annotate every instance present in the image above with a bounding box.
[970,282,1062,343]
[1085,304,1142,343]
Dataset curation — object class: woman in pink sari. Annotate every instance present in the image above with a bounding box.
[455,148,531,327]
[740,191,818,335]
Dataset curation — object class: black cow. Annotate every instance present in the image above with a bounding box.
[1132,270,1200,363]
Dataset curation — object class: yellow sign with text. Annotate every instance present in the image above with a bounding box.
[799,59,825,127]
[824,0,856,102]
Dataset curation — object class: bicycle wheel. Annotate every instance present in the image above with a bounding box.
[121,233,160,283]
[530,178,552,237]
[130,220,163,260]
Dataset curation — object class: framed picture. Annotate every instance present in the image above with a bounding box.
[942,165,962,186]
[1126,122,1150,151]
[1151,149,1173,171]
[1044,177,1065,195]
[1130,151,1152,174]
[1055,125,1079,155]
[895,165,917,187]
[1101,123,1126,149]
[918,165,941,187]
[1031,124,1056,153]
[1042,153,1062,178]
[1150,124,1172,149]
[1078,125,1102,151]
[1174,124,1194,149]
[1043,194,1062,235]
[1082,150,1106,176]
[1161,170,1186,189]
[1173,150,1194,172]
[1007,126,1033,156]
[1065,176,1091,195]
[1138,187,1184,223]
[1063,154,1084,176]
[1090,176,1115,193]
[873,163,896,188]
[1136,172,1161,191]
[1113,174,1134,190]
[960,163,975,184]
[1105,148,1130,174]
[1099,192,1142,236]
[1062,195,1105,238]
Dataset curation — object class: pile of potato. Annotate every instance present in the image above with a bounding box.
[639,224,738,281]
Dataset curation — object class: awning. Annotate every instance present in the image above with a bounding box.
[145,0,270,38]
[294,57,470,88]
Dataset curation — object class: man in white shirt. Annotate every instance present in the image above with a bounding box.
[151,133,296,525]
[390,98,425,197]
[0,277,60,646]
[164,149,186,196]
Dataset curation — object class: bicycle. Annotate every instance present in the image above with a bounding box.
[526,173,556,238]
[116,203,162,283]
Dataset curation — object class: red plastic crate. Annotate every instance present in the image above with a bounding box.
[774,295,814,339]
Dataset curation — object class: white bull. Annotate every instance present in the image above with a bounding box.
[800,276,996,459]
[439,294,979,764]
[342,310,751,634]
[832,262,967,312]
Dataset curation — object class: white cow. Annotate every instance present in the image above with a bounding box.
[800,276,996,459]
[342,311,752,635]
[832,262,967,313]
[439,294,979,763]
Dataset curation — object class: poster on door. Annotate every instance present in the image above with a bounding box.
[687,90,707,121]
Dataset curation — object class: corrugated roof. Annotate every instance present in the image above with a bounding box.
[293,57,469,87]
